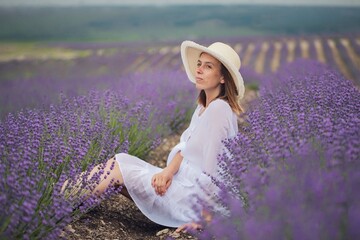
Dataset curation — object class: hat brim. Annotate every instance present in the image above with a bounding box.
[181,40,244,100]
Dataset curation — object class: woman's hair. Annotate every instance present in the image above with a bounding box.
[197,63,243,115]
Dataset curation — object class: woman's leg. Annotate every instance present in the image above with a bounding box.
[61,157,132,200]
[90,157,124,196]
[88,157,134,200]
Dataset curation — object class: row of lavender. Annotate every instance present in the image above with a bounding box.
[64,33,359,82]
[198,59,360,239]
[1,33,359,119]
[0,45,145,119]
[0,70,196,239]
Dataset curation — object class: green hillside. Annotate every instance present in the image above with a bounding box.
[0,5,360,42]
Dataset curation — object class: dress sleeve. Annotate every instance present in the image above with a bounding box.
[166,141,186,166]
[201,101,232,177]
[166,105,200,166]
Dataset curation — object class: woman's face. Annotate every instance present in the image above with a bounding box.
[195,52,224,92]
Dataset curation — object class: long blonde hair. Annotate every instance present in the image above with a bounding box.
[197,63,243,115]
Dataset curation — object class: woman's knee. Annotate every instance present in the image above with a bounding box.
[105,156,123,185]
[115,152,130,160]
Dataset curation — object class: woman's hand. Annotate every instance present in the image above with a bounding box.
[151,169,173,196]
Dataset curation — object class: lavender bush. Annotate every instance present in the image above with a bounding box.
[0,91,143,238]
[199,59,360,239]
[0,70,195,239]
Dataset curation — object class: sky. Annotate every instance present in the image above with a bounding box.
[0,0,359,7]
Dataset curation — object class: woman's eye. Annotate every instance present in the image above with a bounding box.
[197,63,201,67]
[206,65,212,69]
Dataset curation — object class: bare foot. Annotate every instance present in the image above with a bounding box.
[175,222,202,233]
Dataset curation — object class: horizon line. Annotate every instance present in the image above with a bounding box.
[1,2,360,7]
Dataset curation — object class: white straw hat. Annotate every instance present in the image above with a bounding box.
[181,40,245,100]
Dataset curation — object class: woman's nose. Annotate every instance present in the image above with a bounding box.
[196,65,202,73]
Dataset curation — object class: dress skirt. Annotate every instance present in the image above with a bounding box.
[114,100,238,227]
[114,152,214,228]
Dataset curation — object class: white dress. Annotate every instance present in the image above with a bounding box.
[115,99,238,227]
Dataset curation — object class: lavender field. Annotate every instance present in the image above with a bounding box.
[1,32,360,239]
[1,33,360,118]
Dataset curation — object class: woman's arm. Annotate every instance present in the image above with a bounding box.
[176,102,234,232]
[151,151,183,196]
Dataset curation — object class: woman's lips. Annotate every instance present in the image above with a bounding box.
[195,77,203,82]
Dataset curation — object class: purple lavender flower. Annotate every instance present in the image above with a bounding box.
[0,76,195,238]
[200,59,360,240]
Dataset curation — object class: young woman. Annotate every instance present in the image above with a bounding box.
[64,40,245,232]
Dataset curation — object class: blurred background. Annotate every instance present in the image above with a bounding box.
[1,0,360,42]
[0,0,360,117]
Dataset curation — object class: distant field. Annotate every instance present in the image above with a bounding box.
[0,5,360,42]
[1,5,360,117]
[1,32,359,119]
